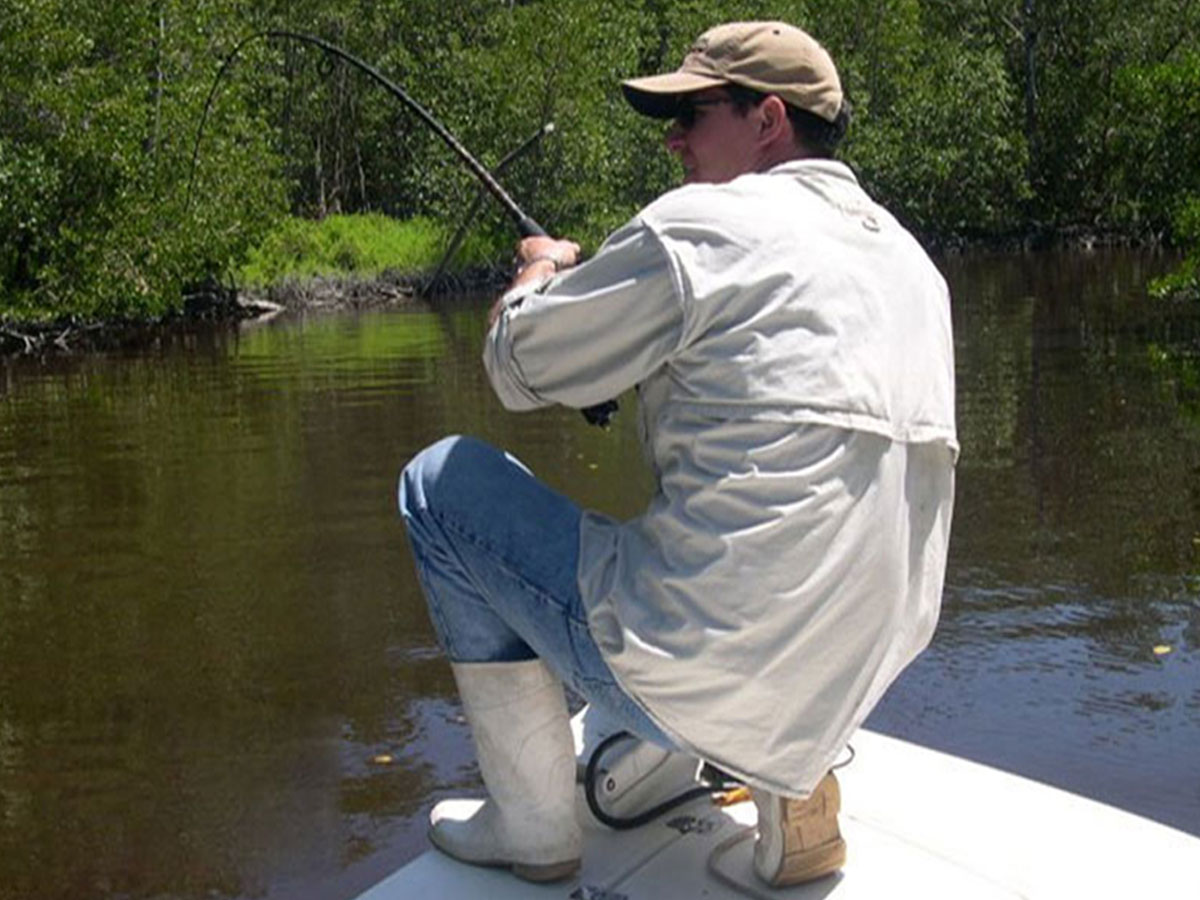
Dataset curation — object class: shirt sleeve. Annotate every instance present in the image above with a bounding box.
[482,218,684,411]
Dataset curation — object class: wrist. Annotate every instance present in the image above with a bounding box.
[517,253,565,276]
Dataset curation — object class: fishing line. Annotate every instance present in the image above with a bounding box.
[186,29,618,427]
[186,29,545,237]
[429,122,555,292]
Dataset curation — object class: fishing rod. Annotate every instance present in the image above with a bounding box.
[429,122,555,293]
[187,29,546,238]
[189,30,618,427]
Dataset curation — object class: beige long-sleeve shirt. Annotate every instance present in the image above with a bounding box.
[484,159,957,795]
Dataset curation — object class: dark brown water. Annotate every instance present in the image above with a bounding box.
[1,249,1198,899]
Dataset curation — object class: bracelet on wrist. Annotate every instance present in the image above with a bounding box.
[518,253,563,275]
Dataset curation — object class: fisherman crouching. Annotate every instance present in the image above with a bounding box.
[398,20,957,887]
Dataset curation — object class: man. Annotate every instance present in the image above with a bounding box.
[399,21,957,887]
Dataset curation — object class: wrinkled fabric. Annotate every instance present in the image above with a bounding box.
[398,435,676,749]
[483,160,957,795]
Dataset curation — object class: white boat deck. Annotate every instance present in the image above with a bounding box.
[357,729,1200,899]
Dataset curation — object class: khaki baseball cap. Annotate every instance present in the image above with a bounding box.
[622,21,843,123]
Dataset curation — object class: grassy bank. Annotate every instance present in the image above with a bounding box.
[0,213,503,355]
[239,213,500,287]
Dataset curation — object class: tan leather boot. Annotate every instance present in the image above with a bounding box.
[751,771,846,886]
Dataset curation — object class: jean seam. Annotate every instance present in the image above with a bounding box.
[426,505,580,624]
[408,540,465,659]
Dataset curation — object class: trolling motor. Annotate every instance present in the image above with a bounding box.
[188,30,619,426]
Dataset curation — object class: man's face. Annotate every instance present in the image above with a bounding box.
[664,88,761,184]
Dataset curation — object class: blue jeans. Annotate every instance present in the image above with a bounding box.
[398,435,673,748]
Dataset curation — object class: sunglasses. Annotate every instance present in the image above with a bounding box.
[673,97,732,130]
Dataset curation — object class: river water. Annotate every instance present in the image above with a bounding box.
[1,249,1199,899]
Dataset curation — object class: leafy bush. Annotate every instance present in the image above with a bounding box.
[1150,198,1200,301]
[848,45,1031,237]
[0,0,286,322]
[1109,53,1200,234]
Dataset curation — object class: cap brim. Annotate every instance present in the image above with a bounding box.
[620,71,728,118]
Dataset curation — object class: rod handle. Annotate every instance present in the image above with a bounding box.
[516,215,548,238]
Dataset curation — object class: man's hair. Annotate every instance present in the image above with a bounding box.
[723,83,851,159]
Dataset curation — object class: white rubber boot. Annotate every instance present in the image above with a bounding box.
[571,703,701,825]
[429,659,581,882]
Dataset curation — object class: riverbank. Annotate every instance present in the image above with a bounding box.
[1,221,1192,359]
[0,212,512,356]
[0,266,509,357]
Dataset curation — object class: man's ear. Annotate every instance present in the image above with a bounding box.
[757,95,790,144]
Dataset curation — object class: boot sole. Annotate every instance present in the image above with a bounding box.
[771,836,847,886]
[428,827,580,883]
[430,846,580,884]
[512,858,581,883]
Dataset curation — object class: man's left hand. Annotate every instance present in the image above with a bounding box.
[489,236,581,328]
[513,236,581,275]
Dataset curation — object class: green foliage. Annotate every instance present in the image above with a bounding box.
[1109,53,1200,233]
[847,42,1031,236]
[2,0,1199,323]
[0,0,286,322]
[1017,0,1200,227]
[1150,198,1200,301]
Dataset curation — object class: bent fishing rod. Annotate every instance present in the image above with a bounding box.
[431,122,555,291]
[187,29,545,238]
[189,30,618,427]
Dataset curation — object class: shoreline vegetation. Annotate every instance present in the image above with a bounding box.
[0,214,1175,358]
[2,0,1198,343]
[0,212,498,354]
[0,213,512,355]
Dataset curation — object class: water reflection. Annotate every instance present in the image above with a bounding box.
[1,250,1198,899]
[871,249,1200,837]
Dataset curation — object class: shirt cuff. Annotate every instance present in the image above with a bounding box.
[498,270,555,310]
[482,311,549,410]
